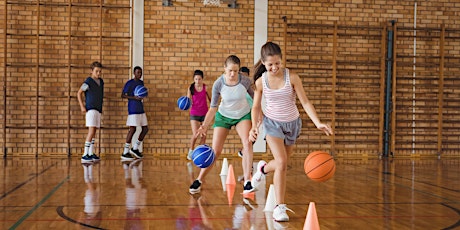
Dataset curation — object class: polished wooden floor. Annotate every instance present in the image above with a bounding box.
[1,155,459,229]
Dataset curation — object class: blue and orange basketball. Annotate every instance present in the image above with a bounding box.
[134,85,148,98]
[192,144,215,168]
[177,96,191,110]
[304,151,336,182]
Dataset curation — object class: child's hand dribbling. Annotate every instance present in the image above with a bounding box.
[249,128,258,143]
[317,123,333,136]
[195,125,207,138]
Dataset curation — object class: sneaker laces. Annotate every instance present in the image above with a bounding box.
[278,204,295,214]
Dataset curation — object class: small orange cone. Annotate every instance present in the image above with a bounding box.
[226,184,235,206]
[303,202,320,230]
[242,191,255,200]
[226,164,236,185]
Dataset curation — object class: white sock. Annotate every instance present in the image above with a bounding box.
[84,142,91,156]
[133,140,142,150]
[88,139,95,156]
[123,143,130,154]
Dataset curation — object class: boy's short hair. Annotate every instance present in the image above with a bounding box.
[91,61,103,70]
[239,67,249,74]
[133,66,142,72]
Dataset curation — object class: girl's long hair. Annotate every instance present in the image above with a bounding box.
[253,42,283,85]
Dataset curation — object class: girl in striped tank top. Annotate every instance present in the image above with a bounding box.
[249,42,333,222]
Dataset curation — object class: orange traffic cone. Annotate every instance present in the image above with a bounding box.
[303,202,320,230]
[242,191,255,200]
[226,184,235,206]
[226,164,236,185]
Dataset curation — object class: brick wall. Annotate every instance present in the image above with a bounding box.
[1,0,459,158]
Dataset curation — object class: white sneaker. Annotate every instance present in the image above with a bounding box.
[273,204,294,222]
[251,160,267,189]
[187,149,193,160]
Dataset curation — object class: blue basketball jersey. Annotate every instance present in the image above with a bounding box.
[122,79,145,114]
[84,77,104,113]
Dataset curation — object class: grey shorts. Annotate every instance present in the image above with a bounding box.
[263,116,302,146]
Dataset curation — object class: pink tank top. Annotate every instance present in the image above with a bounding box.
[190,84,208,116]
[262,69,299,122]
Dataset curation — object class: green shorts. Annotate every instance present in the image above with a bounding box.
[214,111,251,129]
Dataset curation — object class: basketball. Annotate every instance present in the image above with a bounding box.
[177,96,191,110]
[304,151,335,182]
[134,85,148,98]
[192,144,215,168]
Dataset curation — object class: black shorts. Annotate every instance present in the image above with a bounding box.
[190,115,205,122]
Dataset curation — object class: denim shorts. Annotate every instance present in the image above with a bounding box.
[263,116,301,146]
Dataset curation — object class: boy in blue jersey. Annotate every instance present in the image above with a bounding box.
[77,61,104,163]
[121,66,149,161]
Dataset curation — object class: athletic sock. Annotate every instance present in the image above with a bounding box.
[133,140,142,150]
[88,139,95,156]
[123,143,130,154]
[84,142,91,156]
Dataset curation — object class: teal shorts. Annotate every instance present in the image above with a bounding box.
[214,111,251,129]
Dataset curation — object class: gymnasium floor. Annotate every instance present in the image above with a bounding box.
[0,155,459,229]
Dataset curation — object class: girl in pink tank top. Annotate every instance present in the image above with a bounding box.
[186,70,211,160]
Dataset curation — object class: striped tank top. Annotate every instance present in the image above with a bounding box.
[262,68,300,122]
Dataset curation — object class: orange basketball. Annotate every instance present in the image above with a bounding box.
[304,151,336,182]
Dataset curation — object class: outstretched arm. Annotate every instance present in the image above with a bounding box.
[249,78,263,142]
[291,72,333,136]
[195,107,217,138]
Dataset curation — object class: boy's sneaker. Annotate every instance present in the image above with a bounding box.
[90,154,100,162]
[273,204,294,222]
[130,148,144,159]
[81,154,93,163]
[189,179,202,194]
[121,152,134,161]
[187,150,193,160]
[242,181,255,194]
[251,160,267,189]
[237,149,243,158]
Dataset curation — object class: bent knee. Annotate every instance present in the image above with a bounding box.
[274,159,288,171]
